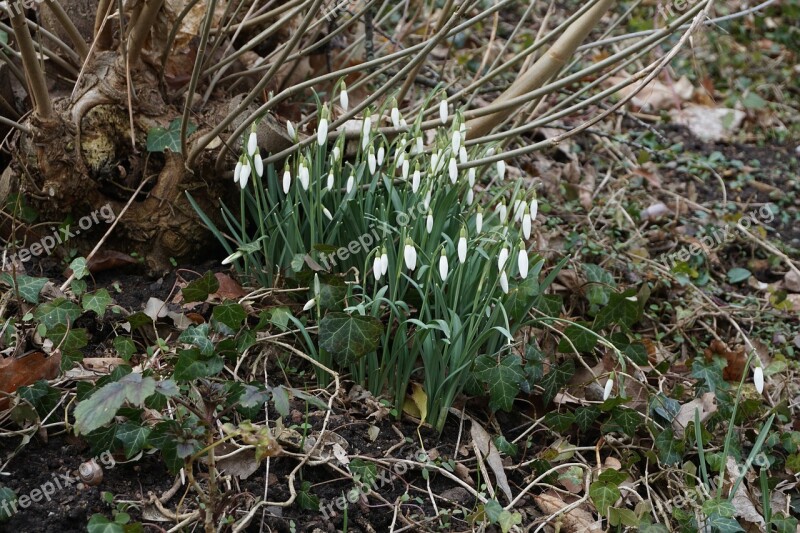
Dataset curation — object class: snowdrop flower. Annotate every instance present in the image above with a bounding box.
[221,250,242,265]
[497,202,507,223]
[430,152,439,174]
[434,150,444,172]
[466,188,474,205]
[346,174,355,194]
[403,238,417,271]
[326,171,334,190]
[248,129,258,157]
[253,153,264,178]
[499,270,509,294]
[339,82,349,112]
[287,120,296,140]
[400,118,408,128]
[457,229,467,264]
[298,160,310,190]
[518,241,528,278]
[468,167,476,187]
[361,111,372,150]
[234,160,242,185]
[439,100,448,124]
[513,200,524,222]
[368,147,377,174]
[402,159,409,180]
[332,145,341,163]
[496,160,506,180]
[380,247,389,275]
[373,255,382,281]
[530,197,538,221]
[377,145,385,166]
[448,157,458,184]
[317,108,328,146]
[282,165,291,193]
[416,136,424,154]
[460,146,468,164]
[476,207,483,233]
[522,206,532,239]
[426,210,433,234]
[452,130,461,153]
[498,246,509,271]
[302,298,316,312]
[423,189,432,210]
[239,163,251,189]
[603,375,614,401]
[391,100,400,129]
[396,150,405,170]
[322,207,333,221]
[754,365,764,394]
[439,249,449,281]
[412,165,421,193]
[314,273,320,297]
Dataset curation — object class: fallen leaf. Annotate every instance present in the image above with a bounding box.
[534,492,603,532]
[402,382,428,426]
[0,351,62,410]
[668,105,746,143]
[210,273,247,300]
[705,339,746,381]
[672,392,717,439]
[471,418,513,503]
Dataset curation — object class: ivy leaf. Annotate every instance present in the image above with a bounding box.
[212,301,247,330]
[146,118,197,153]
[650,393,681,423]
[704,513,744,533]
[583,264,615,308]
[604,407,641,436]
[483,499,522,533]
[473,354,525,412]
[654,428,684,465]
[18,380,60,418]
[594,289,642,330]
[174,348,224,381]
[113,336,137,360]
[82,289,112,316]
[702,499,736,518]
[239,385,269,408]
[539,360,575,405]
[182,271,219,303]
[319,313,384,365]
[574,406,600,432]
[271,385,290,418]
[543,411,575,432]
[73,373,156,434]
[770,514,799,533]
[178,324,214,356]
[86,514,125,533]
[590,481,620,516]
[47,324,88,353]
[557,324,597,353]
[115,422,151,459]
[318,275,348,311]
[0,273,47,304]
[727,268,751,284]
[297,481,320,511]
[33,298,81,329]
[69,257,89,280]
[0,486,16,522]
[692,357,728,395]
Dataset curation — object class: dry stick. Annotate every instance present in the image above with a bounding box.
[465,0,613,138]
[0,21,78,77]
[93,0,114,50]
[40,0,89,60]
[58,177,151,292]
[0,115,30,134]
[126,0,164,65]
[6,3,53,117]
[17,17,80,65]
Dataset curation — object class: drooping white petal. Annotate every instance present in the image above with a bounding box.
[439,100,448,124]
[498,203,507,222]
[373,256,382,280]
[460,146,468,164]
[522,211,532,239]
[402,160,409,180]
[396,150,405,170]
[248,131,258,156]
[439,252,449,281]
[468,167,476,187]
[221,250,243,265]
[423,189,432,210]
[466,188,474,205]
[496,160,506,180]
[391,107,400,129]
[377,146,385,166]
[476,211,483,233]
[239,164,251,189]
[254,153,264,177]
[513,200,523,222]
[404,241,416,271]
[754,366,764,394]
[499,271,509,294]
[426,213,433,234]
[340,87,349,111]
[498,247,509,271]
[361,116,372,149]
[530,198,539,221]
[322,207,333,221]
[368,151,377,174]
[380,251,389,275]
[326,171,334,190]
[430,152,439,174]
[332,146,341,163]
[283,168,291,193]
[234,161,242,185]
[317,118,328,146]
[603,376,614,400]
[448,157,458,184]
[299,164,309,190]
[303,298,316,311]
[346,175,355,193]
[518,247,529,279]
[452,130,461,153]
[416,136,424,154]
[457,235,467,264]
[412,169,421,193]
[287,121,296,139]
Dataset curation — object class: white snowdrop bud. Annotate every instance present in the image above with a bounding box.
[439,100,448,124]
[317,118,328,146]
[373,255,382,281]
[498,246,509,271]
[466,188,474,205]
[497,202,507,222]
[754,366,764,394]
[457,229,467,264]
[287,120,296,139]
[299,161,309,190]
[234,161,242,185]
[499,271,509,294]
[380,248,389,275]
[530,198,538,221]
[368,147,377,174]
[517,241,528,279]
[326,171,334,190]
[514,200,524,222]
[282,166,291,194]
[248,130,258,156]
[468,167,476,187]
[377,145,385,166]
[391,104,400,129]
[496,160,506,180]
[254,153,264,178]
[448,157,458,184]
[452,130,461,153]
[522,207,532,239]
[303,298,316,311]
[416,136,424,154]
[362,113,372,150]
[239,163,251,189]
[412,166,421,193]
[426,211,433,234]
[430,152,439,174]
[402,159,410,180]
[423,189,432,210]
[476,208,483,233]
[438,249,449,281]
[322,207,333,221]
[346,174,355,194]
[332,145,341,163]
[603,375,614,400]
[396,150,405,170]
[340,83,349,112]
[404,239,417,271]
[221,250,242,265]
[460,146,468,164]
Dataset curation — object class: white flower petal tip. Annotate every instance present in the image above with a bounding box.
[302,299,316,311]
[439,100,448,124]
[317,118,328,146]
[380,251,389,275]
[426,213,433,234]
[530,198,539,221]
[368,151,377,174]
[233,161,242,185]
[457,233,467,264]
[373,256,382,281]
[287,121,296,139]
[476,211,483,234]
[221,250,243,265]
[522,211,532,240]
[377,146,385,166]
[282,168,291,194]
[412,169,421,193]
[239,164,251,189]
[439,252,449,281]
[346,175,355,194]
[754,366,764,394]
[496,160,506,180]
[518,248,529,279]
[500,271,509,294]
[404,240,417,271]
[253,154,264,177]
[603,376,614,400]
[247,131,258,156]
[322,207,333,221]
[448,158,458,184]
[340,87,349,112]
[452,130,461,153]
[391,107,400,129]
[498,247,509,271]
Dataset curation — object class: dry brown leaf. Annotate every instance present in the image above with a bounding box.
[669,105,746,143]
[606,75,694,111]
[210,272,247,300]
[672,392,717,439]
[705,339,746,382]
[470,418,513,503]
[534,492,603,532]
[0,350,61,410]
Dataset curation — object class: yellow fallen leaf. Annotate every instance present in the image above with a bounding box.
[402,383,427,426]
